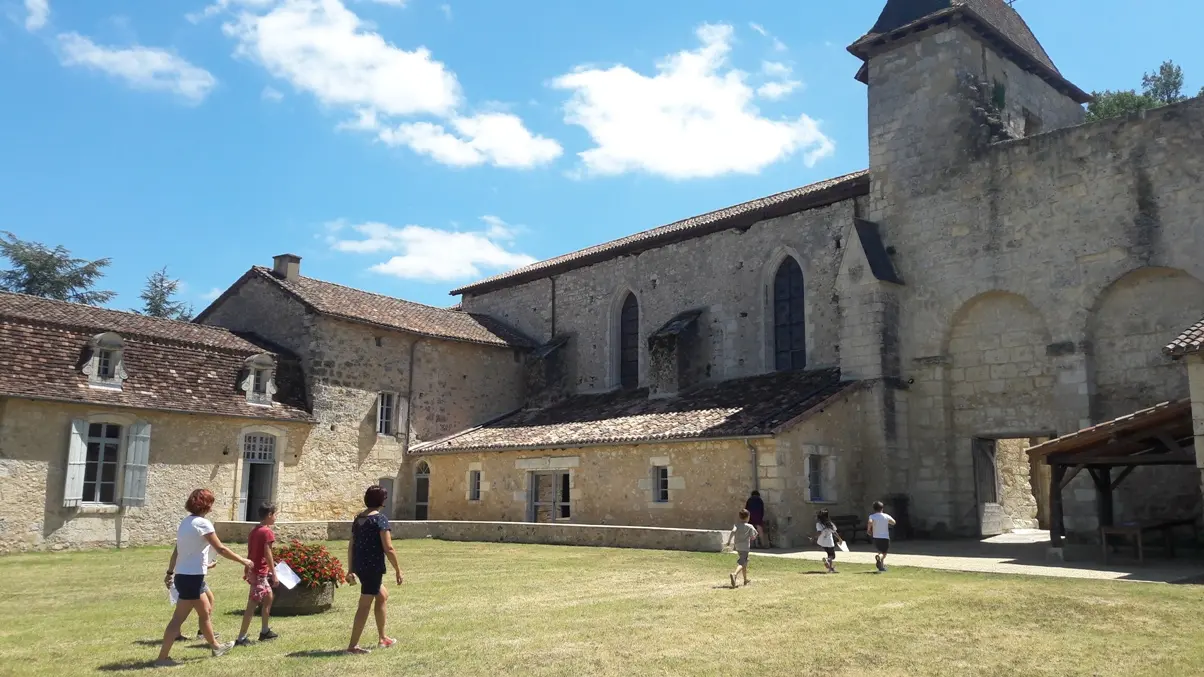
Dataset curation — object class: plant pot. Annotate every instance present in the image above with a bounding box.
[265,581,336,616]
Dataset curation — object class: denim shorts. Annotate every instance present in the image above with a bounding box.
[357,570,384,596]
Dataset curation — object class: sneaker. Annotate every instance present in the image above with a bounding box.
[174,635,189,643]
[234,637,253,647]
[743,579,751,586]
[346,646,372,655]
[258,630,278,641]
[197,631,220,640]
[378,637,397,649]
[729,573,737,588]
[211,641,235,658]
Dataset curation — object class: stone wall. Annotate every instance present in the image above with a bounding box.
[215,519,730,553]
[867,24,1204,533]
[0,396,310,553]
[1190,356,1204,504]
[462,200,856,392]
[995,438,1038,529]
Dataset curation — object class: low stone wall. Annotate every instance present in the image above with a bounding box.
[214,520,730,553]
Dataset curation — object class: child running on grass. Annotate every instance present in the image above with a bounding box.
[726,509,759,588]
[867,501,897,572]
[235,502,280,646]
[815,509,842,573]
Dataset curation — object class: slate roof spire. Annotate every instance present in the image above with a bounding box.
[849,0,1090,104]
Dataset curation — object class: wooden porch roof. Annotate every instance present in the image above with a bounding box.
[1027,400,1195,467]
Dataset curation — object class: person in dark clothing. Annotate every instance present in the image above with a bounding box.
[345,485,404,654]
[745,491,767,548]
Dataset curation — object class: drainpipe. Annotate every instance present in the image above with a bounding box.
[745,438,759,492]
[404,338,424,455]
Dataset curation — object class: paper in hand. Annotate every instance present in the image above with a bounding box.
[274,561,301,590]
[837,540,849,552]
[168,584,179,606]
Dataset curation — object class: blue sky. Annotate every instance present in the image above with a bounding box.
[2,0,1202,311]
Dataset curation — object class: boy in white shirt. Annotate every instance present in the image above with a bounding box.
[866,501,896,572]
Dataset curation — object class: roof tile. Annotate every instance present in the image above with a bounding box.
[1165,317,1204,357]
[413,367,851,453]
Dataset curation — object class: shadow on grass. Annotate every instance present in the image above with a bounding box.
[98,657,200,671]
[287,650,349,658]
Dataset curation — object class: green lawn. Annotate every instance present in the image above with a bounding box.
[2,541,1203,676]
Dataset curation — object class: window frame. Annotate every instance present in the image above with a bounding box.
[772,257,807,372]
[82,422,124,506]
[84,333,128,390]
[618,292,640,390]
[377,392,397,435]
[652,466,670,503]
[468,469,482,502]
[252,368,268,395]
[807,454,825,503]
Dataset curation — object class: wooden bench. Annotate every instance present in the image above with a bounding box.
[831,515,864,545]
[1100,518,1199,565]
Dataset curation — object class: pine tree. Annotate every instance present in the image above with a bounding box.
[138,267,193,320]
[0,231,115,305]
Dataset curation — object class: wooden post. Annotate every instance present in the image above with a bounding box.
[1050,464,1066,549]
[1098,467,1114,528]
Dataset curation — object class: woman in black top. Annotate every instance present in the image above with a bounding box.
[345,485,404,654]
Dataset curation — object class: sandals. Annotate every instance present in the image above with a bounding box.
[379,637,398,649]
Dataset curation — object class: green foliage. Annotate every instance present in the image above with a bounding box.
[1087,60,1199,123]
[0,231,115,305]
[137,266,193,320]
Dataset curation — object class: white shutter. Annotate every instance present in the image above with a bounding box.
[802,455,812,503]
[824,456,839,502]
[121,422,151,507]
[63,419,88,507]
[375,393,384,434]
[394,396,408,441]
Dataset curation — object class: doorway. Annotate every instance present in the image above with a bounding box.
[972,438,1003,536]
[241,433,277,521]
[528,471,570,522]
[972,436,1052,535]
[414,461,430,521]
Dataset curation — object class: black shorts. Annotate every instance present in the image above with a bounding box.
[357,570,384,596]
[175,574,206,601]
[874,538,891,555]
[823,547,836,559]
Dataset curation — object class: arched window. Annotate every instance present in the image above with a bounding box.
[619,293,640,389]
[414,461,430,520]
[773,258,806,371]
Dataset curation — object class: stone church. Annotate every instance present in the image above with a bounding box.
[3,0,1203,552]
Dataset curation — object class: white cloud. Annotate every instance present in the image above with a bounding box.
[327,217,536,281]
[24,0,49,31]
[261,85,284,101]
[201,287,224,301]
[756,60,801,100]
[748,21,786,52]
[362,0,405,5]
[375,113,562,168]
[550,23,833,179]
[57,33,217,103]
[439,3,451,20]
[205,0,557,169]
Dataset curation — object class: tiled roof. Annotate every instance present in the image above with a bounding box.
[0,292,311,421]
[452,171,870,296]
[412,367,852,453]
[849,0,1090,104]
[1027,399,1192,461]
[213,268,533,348]
[1164,317,1204,357]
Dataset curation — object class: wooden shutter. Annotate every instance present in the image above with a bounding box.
[63,419,88,507]
[120,422,152,507]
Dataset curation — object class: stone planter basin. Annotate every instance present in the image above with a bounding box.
[265,581,336,616]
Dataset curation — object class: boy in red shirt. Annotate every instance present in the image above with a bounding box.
[235,502,279,646]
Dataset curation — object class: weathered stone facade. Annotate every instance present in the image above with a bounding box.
[0,397,309,552]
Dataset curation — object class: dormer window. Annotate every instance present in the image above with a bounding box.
[241,354,277,406]
[83,333,128,390]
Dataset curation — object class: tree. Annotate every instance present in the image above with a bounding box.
[1086,60,1197,122]
[0,231,115,305]
[137,267,193,320]
[1141,60,1185,105]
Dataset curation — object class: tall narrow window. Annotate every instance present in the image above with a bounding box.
[468,470,482,502]
[773,258,806,371]
[619,293,639,389]
[558,472,572,519]
[252,369,268,395]
[84,423,122,504]
[807,454,824,502]
[96,350,115,379]
[653,466,670,503]
[377,392,396,435]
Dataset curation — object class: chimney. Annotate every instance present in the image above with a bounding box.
[272,254,301,281]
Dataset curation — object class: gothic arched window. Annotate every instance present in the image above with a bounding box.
[619,293,640,389]
[773,258,806,371]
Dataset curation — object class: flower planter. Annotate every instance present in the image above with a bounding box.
[266,581,336,616]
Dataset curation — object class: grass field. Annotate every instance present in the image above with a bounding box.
[1,540,1203,676]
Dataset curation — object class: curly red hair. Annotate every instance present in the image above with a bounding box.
[185,488,215,515]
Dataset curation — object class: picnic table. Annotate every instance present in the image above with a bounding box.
[1100,518,1199,564]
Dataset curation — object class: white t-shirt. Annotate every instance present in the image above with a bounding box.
[176,515,215,575]
[815,522,836,548]
[868,512,894,539]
